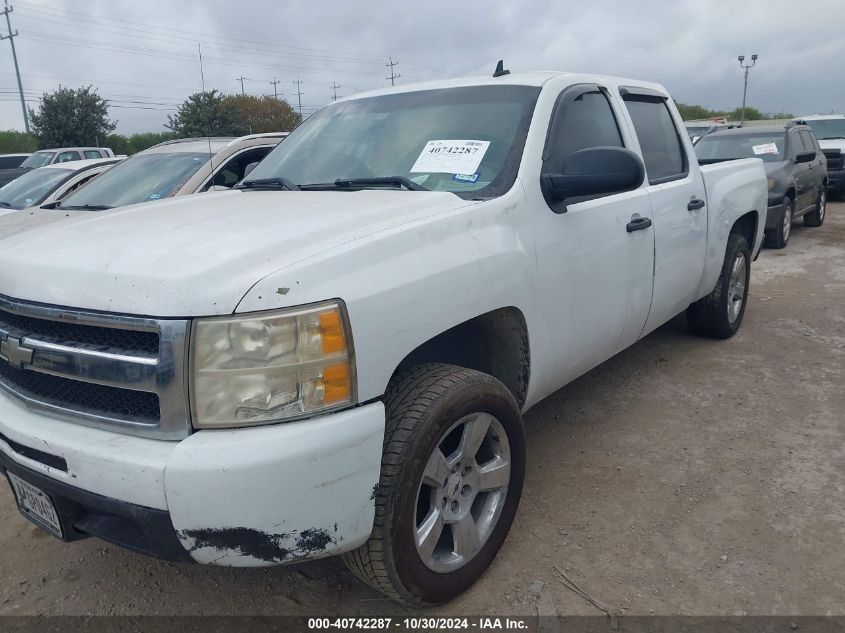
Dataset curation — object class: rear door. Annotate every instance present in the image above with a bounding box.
[534,84,654,384]
[620,89,707,337]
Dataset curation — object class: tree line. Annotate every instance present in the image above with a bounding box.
[674,102,794,122]
[0,85,302,155]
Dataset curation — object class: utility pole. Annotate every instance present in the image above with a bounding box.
[270,77,282,100]
[331,82,340,101]
[236,75,247,95]
[385,57,400,86]
[1,1,29,132]
[737,54,758,127]
[291,77,303,118]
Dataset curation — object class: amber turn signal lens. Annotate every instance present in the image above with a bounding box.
[319,310,346,354]
[322,363,351,403]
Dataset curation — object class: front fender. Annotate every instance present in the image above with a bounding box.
[235,195,537,404]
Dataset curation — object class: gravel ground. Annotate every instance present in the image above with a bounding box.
[1,202,843,617]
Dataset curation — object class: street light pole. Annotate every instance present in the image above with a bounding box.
[737,54,758,127]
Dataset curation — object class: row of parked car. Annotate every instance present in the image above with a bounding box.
[0,133,287,220]
[684,113,845,249]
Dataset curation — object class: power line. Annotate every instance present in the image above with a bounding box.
[1,0,28,131]
[385,57,400,86]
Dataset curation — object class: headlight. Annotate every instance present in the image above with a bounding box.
[767,178,776,191]
[190,300,355,428]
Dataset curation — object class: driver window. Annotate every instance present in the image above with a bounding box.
[543,89,624,176]
[207,147,273,189]
[57,151,80,163]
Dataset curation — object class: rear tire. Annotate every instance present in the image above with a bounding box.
[764,196,792,249]
[804,188,826,227]
[687,233,751,339]
[343,363,526,606]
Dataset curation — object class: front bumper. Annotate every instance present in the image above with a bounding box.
[0,389,386,566]
[1,453,191,562]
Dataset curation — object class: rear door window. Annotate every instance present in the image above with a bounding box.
[622,96,687,184]
[83,150,103,159]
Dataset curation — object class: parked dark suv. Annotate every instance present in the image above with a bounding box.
[695,124,827,249]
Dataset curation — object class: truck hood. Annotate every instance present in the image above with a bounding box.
[818,139,845,153]
[0,189,474,316]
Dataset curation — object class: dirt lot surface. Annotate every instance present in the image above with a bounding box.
[1,203,843,617]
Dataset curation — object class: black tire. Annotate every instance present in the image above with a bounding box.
[687,233,751,339]
[343,363,526,606]
[804,187,826,227]
[764,196,792,249]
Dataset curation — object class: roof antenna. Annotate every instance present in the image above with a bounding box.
[493,60,510,78]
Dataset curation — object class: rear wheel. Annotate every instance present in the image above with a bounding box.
[764,197,792,249]
[687,233,751,339]
[343,363,525,606]
[804,188,826,227]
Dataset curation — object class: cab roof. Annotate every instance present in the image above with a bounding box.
[337,71,670,102]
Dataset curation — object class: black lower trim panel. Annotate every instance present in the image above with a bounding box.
[1,452,192,563]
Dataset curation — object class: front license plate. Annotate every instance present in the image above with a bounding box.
[7,472,63,538]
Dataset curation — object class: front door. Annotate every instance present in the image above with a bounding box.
[533,84,654,388]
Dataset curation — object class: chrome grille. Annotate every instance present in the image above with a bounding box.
[0,295,190,439]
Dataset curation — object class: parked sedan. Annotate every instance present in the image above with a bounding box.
[47,133,287,211]
[0,158,120,216]
[695,124,827,249]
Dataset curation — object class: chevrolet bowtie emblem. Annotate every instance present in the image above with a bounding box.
[0,335,34,369]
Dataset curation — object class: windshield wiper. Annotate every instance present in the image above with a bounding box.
[335,176,429,191]
[40,201,60,209]
[299,176,429,192]
[238,177,300,191]
[59,204,113,211]
[0,201,11,208]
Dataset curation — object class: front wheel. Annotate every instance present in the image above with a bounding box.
[764,197,792,249]
[687,233,751,339]
[343,363,525,606]
[804,188,826,227]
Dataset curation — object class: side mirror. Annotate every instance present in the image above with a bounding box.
[795,151,815,164]
[244,162,259,177]
[542,147,645,203]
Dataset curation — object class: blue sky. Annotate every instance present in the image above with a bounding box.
[1,0,842,134]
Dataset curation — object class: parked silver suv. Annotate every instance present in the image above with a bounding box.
[50,133,287,211]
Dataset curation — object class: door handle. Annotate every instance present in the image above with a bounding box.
[626,216,652,233]
[687,198,706,211]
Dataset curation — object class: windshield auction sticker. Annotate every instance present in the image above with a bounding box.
[411,140,491,175]
[752,142,779,155]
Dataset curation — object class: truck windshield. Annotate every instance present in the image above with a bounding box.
[247,85,541,199]
[0,167,72,209]
[695,133,785,163]
[20,152,56,169]
[57,152,210,209]
[803,119,845,140]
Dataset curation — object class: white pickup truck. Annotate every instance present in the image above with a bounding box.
[0,70,766,606]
